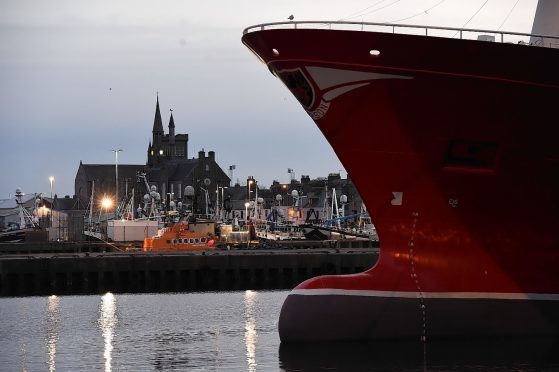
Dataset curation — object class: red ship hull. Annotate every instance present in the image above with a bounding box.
[242,26,559,341]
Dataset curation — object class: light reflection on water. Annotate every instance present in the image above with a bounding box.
[46,295,60,372]
[1,291,558,371]
[99,292,117,372]
[244,290,258,372]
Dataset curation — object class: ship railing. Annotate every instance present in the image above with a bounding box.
[243,21,559,49]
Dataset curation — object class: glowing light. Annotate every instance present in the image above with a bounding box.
[99,292,117,372]
[101,198,113,209]
[38,205,50,218]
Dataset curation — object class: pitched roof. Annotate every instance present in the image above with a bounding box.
[53,195,81,211]
[0,193,37,210]
[169,159,198,181]
[79,164,145,179]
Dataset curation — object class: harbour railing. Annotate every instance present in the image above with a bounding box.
[243,21,559,49]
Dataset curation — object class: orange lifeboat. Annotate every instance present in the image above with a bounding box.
[143,222,215,252]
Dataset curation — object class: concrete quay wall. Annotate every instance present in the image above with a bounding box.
[0,250,378,297]
[0,242,112,254]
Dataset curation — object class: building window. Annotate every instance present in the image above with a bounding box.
[205,164,209,172]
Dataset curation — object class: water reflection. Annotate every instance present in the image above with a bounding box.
[244,290,258,372]
[99,293,117,372]
[20,339,28,372]
[279,337,559,371]
[46,295,60,372]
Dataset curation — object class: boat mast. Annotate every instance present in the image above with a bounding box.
[200,187,209,217]
[331,188,340,228]
[88,180,95,228]
[215,185,220,221]
[321,184,329,224]
[15,189,38,229]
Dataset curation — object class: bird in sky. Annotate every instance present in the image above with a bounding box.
[288,14,294,21]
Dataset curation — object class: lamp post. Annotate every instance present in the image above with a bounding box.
[49,176,54,227]
[215,185,220,221]
[111,149,123,217]
[221,186,228,220]
[247,178,254,202]
[101,197,112,240]
[244,202,250,224]
[217,186,228,221]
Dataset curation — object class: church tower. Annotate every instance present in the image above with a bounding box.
[146,94,190,165]
[169,110,175,158]
[149,95,165,165]
[147,141,153,166]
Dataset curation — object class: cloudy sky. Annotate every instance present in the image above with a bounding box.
[0,0,538,198]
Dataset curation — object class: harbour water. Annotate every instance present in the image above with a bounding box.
[1,291,558,371]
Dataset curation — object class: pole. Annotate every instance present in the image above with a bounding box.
[254,185,258,221]
[221,187,227,221]
[216,185,220,221]
[49,176,54,228]
[112,149,123,217]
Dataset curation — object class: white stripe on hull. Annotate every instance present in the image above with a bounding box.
[290,288,559,301]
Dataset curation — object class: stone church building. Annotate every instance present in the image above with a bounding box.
[75,96,230,213]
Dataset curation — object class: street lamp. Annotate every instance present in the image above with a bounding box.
[247,178,254,202]
[111,149,123,217]
[49,176,54,226]
[281,184,288,206]
[101,197,113,240]
[101,197,112,215]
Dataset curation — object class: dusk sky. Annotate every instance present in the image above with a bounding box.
[0,0,537,199]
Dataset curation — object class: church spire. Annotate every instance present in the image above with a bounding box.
[169,109,175,129]
[153,94,164,136]
[169,109,175,157]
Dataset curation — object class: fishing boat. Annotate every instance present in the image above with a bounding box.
[299,194,378,242]
[143,222,215,252]
[255,221,305,241]
[242,1,559,341]
[0,188,42,243]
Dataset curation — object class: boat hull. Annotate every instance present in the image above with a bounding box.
[242,27,559,341]
[142,223,215,252]
[280,290,559,341]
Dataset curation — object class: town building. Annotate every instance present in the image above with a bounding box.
[74,96,230,214]
[223,173,365,227]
